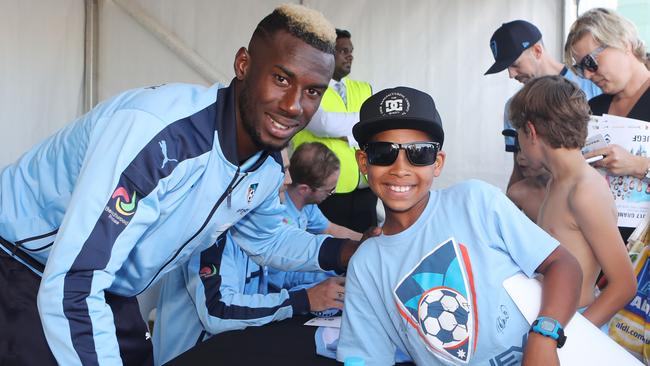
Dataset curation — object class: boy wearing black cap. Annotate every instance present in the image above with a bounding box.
[337,87,582,365]
[485,20,601,188]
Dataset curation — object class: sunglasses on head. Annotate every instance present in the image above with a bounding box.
[573,45,607,78]
[363,141,440,166]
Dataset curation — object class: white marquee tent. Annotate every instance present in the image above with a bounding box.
[1,0,576,190]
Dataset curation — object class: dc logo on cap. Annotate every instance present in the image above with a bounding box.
[490,40,498,58]
[380,92,410,116]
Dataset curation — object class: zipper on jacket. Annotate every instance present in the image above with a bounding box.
[137,167,243,295]
[227,172,248,208]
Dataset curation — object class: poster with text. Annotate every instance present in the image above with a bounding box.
[587,115,650,228]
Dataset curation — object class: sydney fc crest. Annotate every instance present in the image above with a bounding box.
[247,183,259,203]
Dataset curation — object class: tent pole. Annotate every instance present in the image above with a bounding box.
[83,0,99,112]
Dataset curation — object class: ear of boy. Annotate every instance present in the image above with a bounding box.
[526,121,539,143]
[355,150,369,175]
[433,151,446,176]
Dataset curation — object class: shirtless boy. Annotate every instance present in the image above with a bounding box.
[510,75,636,328]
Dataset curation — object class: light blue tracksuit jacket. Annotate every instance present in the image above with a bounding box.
[0,81,342,365]
[153,231,332,365]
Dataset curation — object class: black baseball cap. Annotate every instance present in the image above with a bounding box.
[352,86,444,147]
[484,20,542,75]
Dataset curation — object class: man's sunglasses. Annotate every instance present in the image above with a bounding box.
[311,185,336,196]
[573,46,607,78]
[362,141,440,166]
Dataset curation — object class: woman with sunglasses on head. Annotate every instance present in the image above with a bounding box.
[565,7,650,241]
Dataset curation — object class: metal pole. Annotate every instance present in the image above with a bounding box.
[83,0,99,112]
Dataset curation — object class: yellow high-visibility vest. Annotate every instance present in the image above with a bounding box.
[292,79,372,193]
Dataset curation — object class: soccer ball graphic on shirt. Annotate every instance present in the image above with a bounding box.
[418,287,471,350]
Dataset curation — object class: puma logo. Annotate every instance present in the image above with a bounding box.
[159,140,178,169]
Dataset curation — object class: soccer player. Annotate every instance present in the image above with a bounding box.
[0,5,362,365]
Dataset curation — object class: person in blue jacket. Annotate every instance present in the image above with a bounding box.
[0,4,361,366]
[277,142,362,241]
[153,229,345,365]
[153,149,347,365]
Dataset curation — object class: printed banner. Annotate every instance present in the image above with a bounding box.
[587,115,650,228]
[608,245,650,363]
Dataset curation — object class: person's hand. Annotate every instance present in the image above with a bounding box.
[338,226,382,269]
[586,144,649,177]
[522,332,559,366]
[306,277,345,312]
[360,226,382,243]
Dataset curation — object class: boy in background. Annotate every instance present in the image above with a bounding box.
[510,75,636,329]
[337,86,582,365]
[502,128,549,221]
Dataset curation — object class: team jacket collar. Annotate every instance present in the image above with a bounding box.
[214,79,279,173]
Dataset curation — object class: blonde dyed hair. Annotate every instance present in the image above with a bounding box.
[253,4,336,54]
[564,8,647,70]
[277,4,336,46]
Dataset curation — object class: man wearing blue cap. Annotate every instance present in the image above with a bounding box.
[485,20,601,188]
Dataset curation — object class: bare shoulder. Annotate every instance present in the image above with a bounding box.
[570,168,616,214]
[507,178,537,204]
[506,180,526,204]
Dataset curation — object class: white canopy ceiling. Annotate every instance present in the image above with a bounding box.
[1,0,566,190]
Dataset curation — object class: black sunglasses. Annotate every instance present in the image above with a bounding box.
[363,141,440,166]
[573,46,607,78]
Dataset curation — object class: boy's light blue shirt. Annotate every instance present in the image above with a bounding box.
[337,180,559,365]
